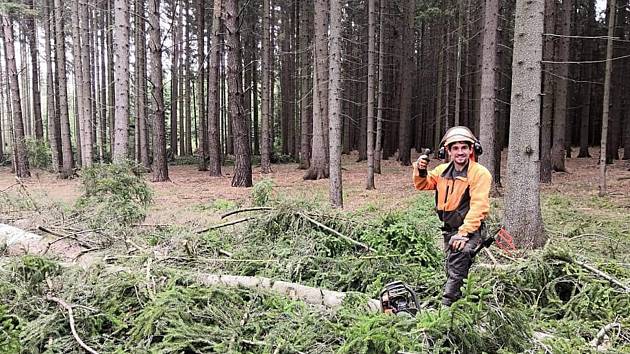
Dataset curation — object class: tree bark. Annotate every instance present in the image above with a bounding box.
[260,0,272,173]
[298,2,312,169]
[54,0,75,176]
[551,0,573,172]
[479,0,500,186]
[599,0,615,196]
[397,0,415,166]
[454,3,463,126]
[112,0,130,162]
[197,0,208,171]
[107,0,115,156]
[24,0,43,140]
[207,0,223,176]
[2,15,30,178]
[374,0,385,174]
[71,0,86,167]
[44,0,61,172]
[148,0,169,181]
[540,0,556,182]
[135,0,149,168]
[434,40,444,150]
[225,0,252,187]
[304,0,329,180]
[503,0,545,249]
[184,2,192,155]
[79,0,94,166]
[578,8,594,158]
[329,0,343,207]
[170,0,179,157]
[97,3,107,162]
[366,0,376,189]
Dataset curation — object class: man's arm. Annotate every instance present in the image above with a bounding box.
[458,168,492,235]
[412,161,439,190]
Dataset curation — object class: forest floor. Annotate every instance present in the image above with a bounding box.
[1,148,629,353]
[1,147,629,229]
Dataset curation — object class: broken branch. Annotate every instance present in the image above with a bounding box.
[298,212,376,252]
[221,207,273,219]
[196,217,254,233]
[46,295,99,354]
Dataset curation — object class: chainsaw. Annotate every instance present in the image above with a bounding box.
[379,281,420,316]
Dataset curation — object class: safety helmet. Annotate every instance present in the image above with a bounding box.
[440,126,477,148]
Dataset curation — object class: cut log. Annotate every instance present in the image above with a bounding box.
[196,273,381,312]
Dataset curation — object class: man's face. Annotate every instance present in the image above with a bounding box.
[447,142,471,165]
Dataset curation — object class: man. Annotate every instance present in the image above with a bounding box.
[412,126,492,306]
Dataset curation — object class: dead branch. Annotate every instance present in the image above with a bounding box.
[38,226,93,249]
[46,295,100,354]
[156,256,277,264]
[219,249,233,257]
[590,322,621,347]
[572,259,630,292]
[196,217,254,233]
[221,207,273,219]
[482,248,498,265]
[298,212,376,252]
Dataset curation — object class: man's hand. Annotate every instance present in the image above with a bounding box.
[449,233,468,252]
[414,157,428,171]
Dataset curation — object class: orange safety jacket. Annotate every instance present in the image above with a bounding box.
[413,160,492,235]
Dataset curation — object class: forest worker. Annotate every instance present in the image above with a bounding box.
[412,126,492,306]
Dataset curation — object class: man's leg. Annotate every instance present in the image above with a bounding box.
[442,233,481,306]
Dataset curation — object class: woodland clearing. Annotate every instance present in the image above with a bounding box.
[0,150,629,353]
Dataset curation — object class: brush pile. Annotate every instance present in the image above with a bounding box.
[0,166,628,353]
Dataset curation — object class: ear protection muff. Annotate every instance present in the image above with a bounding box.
[473,141,483,156]
[437,147,446,160]
[439,140,483,160]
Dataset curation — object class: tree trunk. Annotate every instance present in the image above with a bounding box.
[80,0,94,166]
[2,15,30,178]
[329,0,343,207]
[54,0,75,176]
[225,0,252,187]
[197,0,208,171]
[366,0,376,189]
[479,0,500,186]
[551,0,572,172]
[503,0,545,249]
[304,0,329,180]
[170,0,179,157]
[397,0,415,166]
[298,1,311,169]
[260,0,272,173]
[454,3,464,126]
[112,0,130,162]
[434,42,444,150]
[97,1,111,162]
[135,0,149,168]
[578,11,593,158]
[148,0,169,181]
[24,0,43,140]
[71,0,86,167]
[540,0,556,182]
[207,0,223,176]
[599,0,615,196]
[44,0,61,171]
[184,3,192,155]
[374,0,385,174]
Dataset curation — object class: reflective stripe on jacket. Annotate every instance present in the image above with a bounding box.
[413,160,491,235]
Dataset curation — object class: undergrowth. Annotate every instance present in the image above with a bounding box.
[75,162,153,230]
[1,191,629,353]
